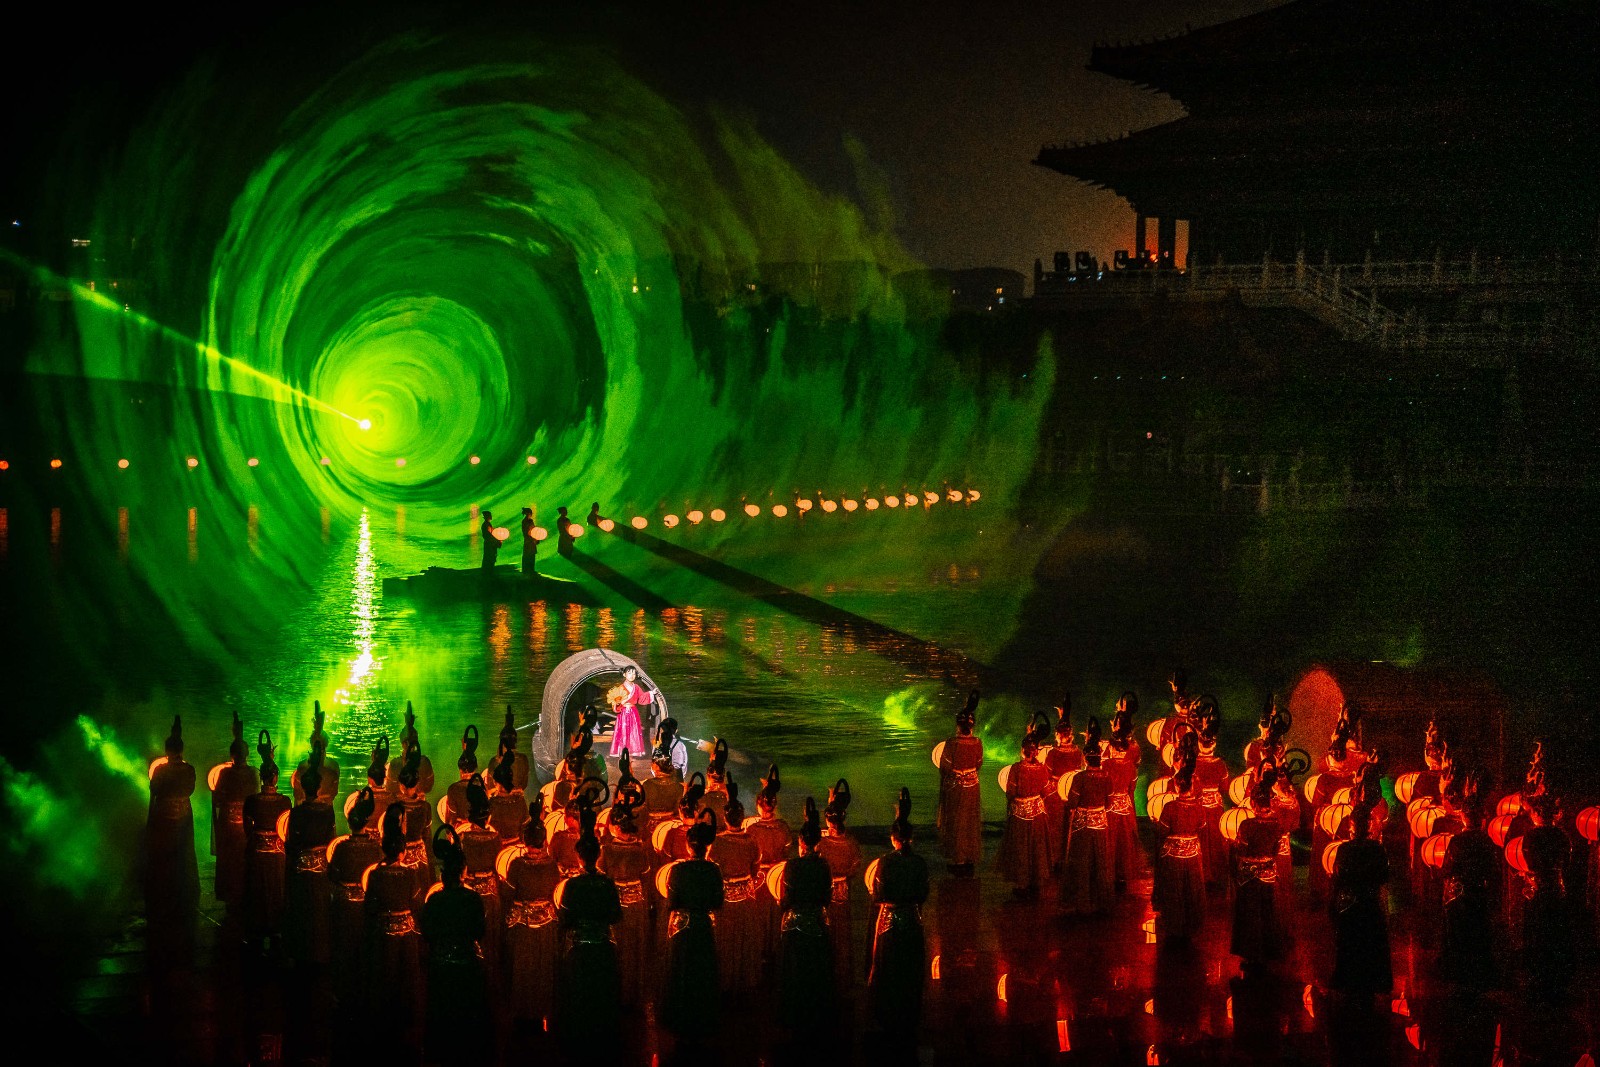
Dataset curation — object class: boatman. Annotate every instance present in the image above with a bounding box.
[481,509,499,571]
[520,507,538,576]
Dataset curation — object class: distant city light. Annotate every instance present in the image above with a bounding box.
[117,459,129,469]
[186,457,199,468]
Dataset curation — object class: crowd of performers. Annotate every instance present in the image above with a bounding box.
[139,671,1599,1060]
[949,671,1598,1006]
[142,701,928,1060]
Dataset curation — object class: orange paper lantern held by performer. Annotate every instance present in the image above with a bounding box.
[1577,806,1600,843]
[1503,836,1530,874]
[1409,805,1446,840]
[1393,771,1420,805]
[1321,840,1343,877]
[1318,803,1354,838]
[1420,833,1453,869]
[1496,793,1524,818]
[1220,807,1252,842]
[1487,814,1516,848]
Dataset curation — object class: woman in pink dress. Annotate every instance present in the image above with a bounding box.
[608,667,649,764]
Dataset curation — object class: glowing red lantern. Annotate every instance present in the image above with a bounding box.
[1147,776,1174,804]
[1056,770,1079,802]
[1409,805,1446,840]
[655,860,679,899]
[1496,793,1524,818]
[1161,742,1177,768]
[1301,773,1322,804]
[997,765,1011,793]
[495,844,526,881]
[929,742,947,769]
[1503,836,1529,874]
[1577,806,1599,843]
[1148,794,1170,823]
[862,857,881,892]
[1321,840,1344,876]
[1145,718,1166,747]
[207,762,229,792]
[1331,786,1353,806]
[1406,797,1436,821]
[1221,807,1252,842]
[1487,813,1515,848]
[1228,774,1250,807]
[1420,833,1453,869]
[1394,771,1420,805]
[764,861,787,901]
[276,809,291,842]
[1319,803,1354,837]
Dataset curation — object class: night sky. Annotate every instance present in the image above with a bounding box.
[2,0,1278,280]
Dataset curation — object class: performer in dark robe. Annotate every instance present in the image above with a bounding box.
[1438,770,1498,991]
[817,778,862,992]
[1328,778,1393,1005]
[520,506,538,575]
[293,702,341,803]
[243,731,293,947]
[554,798,622,1048]
[1060,717,1115,916]
[364,737,394,814]
[747,764,795,968]
[936,690,984,871]
[395,750,434,909]
[1519,790,1574,1000]
[421,825,491,1065]
[1104,696,1143,891]
[709,781,761,992]
[1230,771,1285,974]
[868,787,929,1036]
[486,749,527,845]
[1155,733,1207,942]
[144,715,200,937]
[326,786,382,997]
[386,702,436,796]
[701,737,731,825]
[487,706,531,794]
[778,799,836,1036]
[1192,699,1231,888]
[211,711,258,911]
[556,505,575,557]
[283,761,336,967]
[600,774,652,1006]
[663,810,724,1039]
[643,734,686,864]
[501,795,560,1029]
[1267,758,1302,908]
[1158,668,1200,754]
[364,803,423,1055]
[997,713,1054,899]
[480,509,500,570]
[457,775,504,980]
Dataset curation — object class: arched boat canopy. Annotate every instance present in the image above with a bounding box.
[533,648,667,778]
[1286,662,1506,779]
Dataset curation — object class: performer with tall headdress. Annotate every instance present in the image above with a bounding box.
[601,768,651,1006]
[326,786,381,996]
[1328,773,1392,1007]
[283,759,336,966]
[364,736,393,813]
[386,702,435,796]
[868,787,929,1036]
[364,802,423,1054]
[608,667,650,766]
[1192,697,1231,888]
[818,778,862,991]
[1265,759,1302,909]
[421,825,491,1063]
[1244,698,1288,773]
[443,725,480,828]
[702,737,732,825]
[997,712,1054,900]
[520,506,539,576]
[936,690,984,872]
[554,791,622,1047]
[657,773,707,866]
[778,798,836,1037]
[1230,769,1285,975]
[457,775,504,978]
[395,749,434,907]
[748,764,796,968]
[643,729,687,862]
[294,702,341,803]
[488,705,531,793]
[1061,717,1115,916]
[1437,769,1498,991]
[709,781,761,992]
[1155,732,1207,941]
[662,810,724,1040]
[1518,787,1574,1000]
[144,715,200,935]
[211,711,258,912]
[500,794,560,1029]
[654,716,689,780]
[487,747,527,844]
[1159,668,1200,755]
[1044,695,1085,867]
[1105,695,1143,891]
[244,730,292,947]
[1310,705,1363,900]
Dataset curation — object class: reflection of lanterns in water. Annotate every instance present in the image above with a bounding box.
[492,527,511,542]
[1394,771,1420,804]
[631,517,648,530]
[1420,833,1453,868]
[884,495,900,508]
[1221,807,1253,842]
[771,504,789,518]
[663,515,679,528]
[710,509,726,522]
[744,504,761,517]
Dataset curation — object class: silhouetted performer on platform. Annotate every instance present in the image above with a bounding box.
[520,507,538,575]
[144,715,200,940]
[869,787,929,1038]
[481,510,499,571]
[212,711,258,913]
[586,502,602,527]
[662,810,723,1039]
[555,795,622,1050]
[936,690,984,871]
[556,506,575,558]
[778,798,836,1038]
[422,825,491,1065]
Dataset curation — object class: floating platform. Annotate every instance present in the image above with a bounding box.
[381,565,600,605]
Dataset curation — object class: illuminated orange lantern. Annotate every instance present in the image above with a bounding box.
[663,515,679,528]
[1228,774,1250,807]
[1318,803,1354,837]
[1161,743,1177,768]
[651,821,675,853]
[276,809,291,842]
[1221,807,1253,842]
[821,500,837,513]
[597,518,615,533]
[1301,773,1322,804]
[147,756,170,779]
[1503,836,1529,874]
[1331,786,1353,806]
[631,516,648,530]
[1056,770,1079,802]
[843,499,859,512]
[1321,840,1344,876]
[1394,771,1421,805]
[207,762,229,792]
[1486,814,1515,848]
[744,504,761,517]
[884,496,899,508]
[862,857,881,892]
[930,742,946,769]
[545,811,567,841]
[655,861,679,899]
[771,504,789,518]
[1147,794,1170,823]
[532,526,549,541]
[687,510,704,524]
[568,524,584,539]
[1420,832,1453,869]
[997,765,1011,793]
[435,796,451,826]
[796,500,813,513]
[1577,806,1600,843]
[1496,793,1524,818]
[1145,718,1166,747]
[865,498,879,510]
[764,861,787,901]
[495,844,527,881]
[492,526,510,541]
[710,509,726,522]
[1147,776,1174,804]
[1408,805,1446,840]
[1406,797,1436,822]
